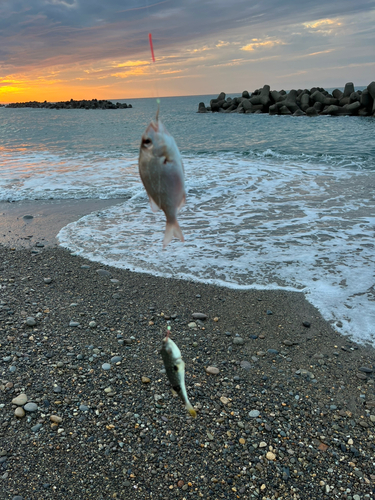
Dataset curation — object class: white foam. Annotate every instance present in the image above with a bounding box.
[58,154,375,346]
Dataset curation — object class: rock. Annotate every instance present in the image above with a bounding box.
[102,363,111,370]
[279,105,292,115]
[89,321,96,328]
[141,376,151,383]
[233,337,244,345]
[220,396,229,405]
[266,451,276,460]
[206,366,220,375]
[96,269,112,277]
[249,410,260,418]
[240,360,252,370]
[24,402,38,412]
[359,366,373,373]
[242,90,250,98]
[12,393,28,405]
[192,313,207,320]
[50,415,62,423]
[43,278,52,284]
[26,317,36,326]
[110,356,122,364]
[14,407,25,418]
[69,321,80,327]
[305,107,319,116]
[188,322,197,328]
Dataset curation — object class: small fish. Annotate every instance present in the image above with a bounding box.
[138,109,186,248]
[160,334,196,417]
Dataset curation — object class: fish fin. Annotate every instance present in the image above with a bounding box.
[149,196,160,213]
[177,193,186,212]
[163,220,184,248]
[186,402,197,418]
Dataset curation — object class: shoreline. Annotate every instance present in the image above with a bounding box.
[1,244,374,499]
[0,198,128,249]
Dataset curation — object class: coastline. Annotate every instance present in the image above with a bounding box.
[0,198,128,249]
[1,242,374,499]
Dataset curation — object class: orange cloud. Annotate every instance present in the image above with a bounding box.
[241,39,284,51]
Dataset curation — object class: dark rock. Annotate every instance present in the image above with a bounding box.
[242,91,250,98]
[279,105,292,115]
[343,82,355,98]
[197,102,207,113]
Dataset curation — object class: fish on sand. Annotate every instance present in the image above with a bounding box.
[160,331,196,417]
[138,110,186,248]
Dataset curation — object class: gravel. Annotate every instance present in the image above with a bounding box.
[0,245,375,499]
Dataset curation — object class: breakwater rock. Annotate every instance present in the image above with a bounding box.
[5,99,132,110]
[198,82,375,117]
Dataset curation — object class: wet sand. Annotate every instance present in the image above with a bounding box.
[0,198,127,249]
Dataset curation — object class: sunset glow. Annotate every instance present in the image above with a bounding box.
[0,1,374,103]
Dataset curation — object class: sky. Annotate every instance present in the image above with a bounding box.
[1,0,375,102]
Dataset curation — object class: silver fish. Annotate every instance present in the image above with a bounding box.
[138,109,186,248]
[160,334,196,417]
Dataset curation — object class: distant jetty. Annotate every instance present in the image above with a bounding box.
[198,81,375,117]
[1,99,132,109]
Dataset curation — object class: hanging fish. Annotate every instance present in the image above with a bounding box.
[160,331,196,417]
[138,109,186,248]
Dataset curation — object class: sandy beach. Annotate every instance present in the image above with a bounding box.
[1,205,375,499]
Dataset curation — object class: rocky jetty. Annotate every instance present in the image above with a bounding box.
[198,82,375,117]
[4,99,132,110]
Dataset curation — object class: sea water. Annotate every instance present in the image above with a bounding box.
[0,95,374,344]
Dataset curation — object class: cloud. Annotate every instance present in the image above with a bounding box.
[241,39,285,51]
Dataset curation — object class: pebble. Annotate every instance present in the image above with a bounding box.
[240,360,252,370]
[96,269,112,277]
[26,317,36,326]
[69,321,80,327]
[302,321,311,327]
[192,312,207,320]
[233,337,244,345]
[79,405,89,411]
[43,278,52,284]
[141,377,151,383]
[14,407,25,418]
[220,396,229,405]
[359,366,373,373]
[89,321,97,328]
[23,214,33,219]
[249,410,260,418]
[102,363,111,370]
[31,424,43,433]
[205,366,219,375]
[267,349,279,354]
[110,356,122,364]
[266,451,276,460]
[24,402,38,412]
[188,322,197,328]
[12,393,28,406]
[50,415,62,423]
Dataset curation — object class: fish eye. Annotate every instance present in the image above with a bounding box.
[142,138,152,148]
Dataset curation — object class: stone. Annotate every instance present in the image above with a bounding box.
[43,278,52,284]
[220,396,229,405]
[141,376,151,383]
[233,337,244,345]
[14,407,25,418]
[206,366,219,375]
[188,322,197,328]
[26,317,36,326]
[89,321,97,328]
[69,321,80,327]
[12,393,28,406]
[50,415,62,423]
[359,366,373,373]
[24,402,38,412]
[102,363,111,370]
[96,269,112,277]
[249,410,260,418]
[110,356,122,364]
[240,360,252,370]
[266,451,276,460]
[192,312,207,320]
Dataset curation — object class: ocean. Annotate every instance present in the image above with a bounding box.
[1,94,374,345]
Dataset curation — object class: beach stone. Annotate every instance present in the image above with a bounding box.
[240,361,252,370]
[102,363,111,370]
[26,317,36,326]
[12,496,23,500]
[220,396,229,405]
[110,356,122,364]
[24,402,38,412]
[141,376,151,383]
[249,410,260,418]
[206,366,219,375]
[81,265,91,269]
[12,393,28,406]
[14,407,25,418]
[69,321,80,327]
[356,372,367,380]
[359,366,373,373]
[23,215,33,219]
[50,415,62,423]
[188,322,197,328]
[96,269,112,277]
[79,404,89,411]
[43,278,52,284]
[192,313,207,320]
[89,321,97,328]
[233,337,244,345]
[266,451,276,461]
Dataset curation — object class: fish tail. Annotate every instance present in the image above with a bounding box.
[186,401,197,418]
[163,219,184,248]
